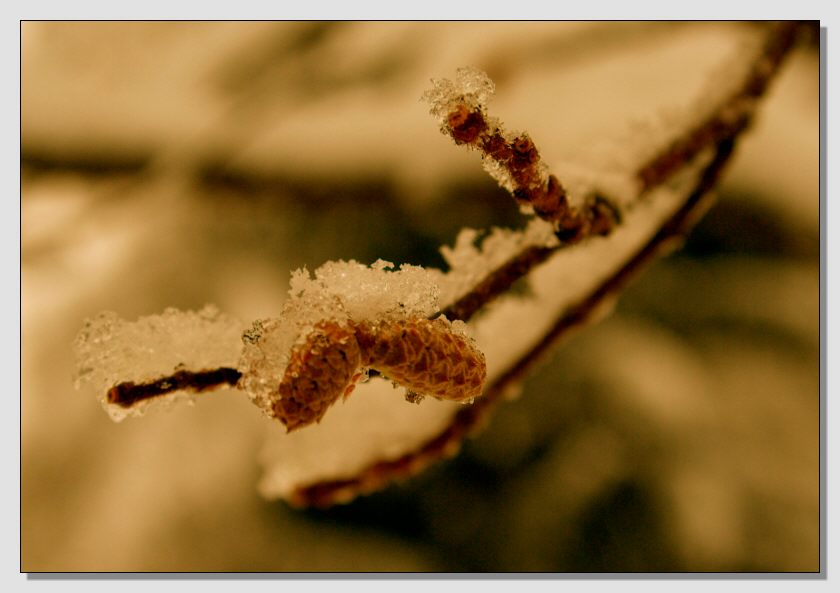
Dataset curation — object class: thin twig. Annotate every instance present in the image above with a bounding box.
[289,22,800,507]
[107,367,242,407]
[101,22,801,507]
[436,21,799,325]
[290,137,738,508]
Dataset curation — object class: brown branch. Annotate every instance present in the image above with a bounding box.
[97,22,799,508]
[433,21,799,325]
[289,22,800,507]
[438,244,555,322]
[637,21,800,191]
[291,136,738,508]
[107,367,242,407]
[438,97,620,245]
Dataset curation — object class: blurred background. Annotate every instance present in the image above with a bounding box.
[21,22,820,572]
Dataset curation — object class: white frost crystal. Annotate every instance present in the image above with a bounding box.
[438,218,559,305]
[422,65,496,123]
[481,158,517,194]
[287,258,441,323]
[423,66,521,194]
[74,305,244,421]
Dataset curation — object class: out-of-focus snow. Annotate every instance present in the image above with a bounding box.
[258,379,461,497]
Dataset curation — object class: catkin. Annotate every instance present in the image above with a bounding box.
[270,318,486,432]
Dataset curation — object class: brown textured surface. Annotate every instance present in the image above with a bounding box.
[271,321,362,432]
[271,318,487,432]
[355,318,486,403]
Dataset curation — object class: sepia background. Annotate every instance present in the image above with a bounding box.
[21,22,820,572]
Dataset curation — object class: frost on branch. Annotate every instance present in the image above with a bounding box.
[74,305,244,421]
[237,259,485,432]
[237,259,440,402]
[236,259,441,418]
[437,218,558,306]
[74,259,486,434]
[259,154,714,505]
[422,65,496,124]
[423,66,539,197]
[73,22,799,508]
[423,66,623,244]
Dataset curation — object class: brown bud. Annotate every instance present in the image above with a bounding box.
[272,321,362,432]
[481,133,513,162]
[447,104,487,144]
[270,318,487,432]
[512,135,539,164]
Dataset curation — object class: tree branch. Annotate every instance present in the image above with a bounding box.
[288,22,801,507]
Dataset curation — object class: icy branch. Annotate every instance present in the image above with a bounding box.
[430,21,799,326]
[423,67,620,244]
[285,22,800,507]
[74,22,801,508]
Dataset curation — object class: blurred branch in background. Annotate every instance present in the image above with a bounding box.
[21,21,819,572]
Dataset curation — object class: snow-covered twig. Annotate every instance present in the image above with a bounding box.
[74,22,801,507]
[284,22,800,507]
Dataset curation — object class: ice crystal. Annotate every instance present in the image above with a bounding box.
[481,157,516,194]
[422,65,496,123]
[438,218,559,305]
[73,305,244,421]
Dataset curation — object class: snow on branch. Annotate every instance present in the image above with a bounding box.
[74,22,800,507]
[423,66,620,244]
